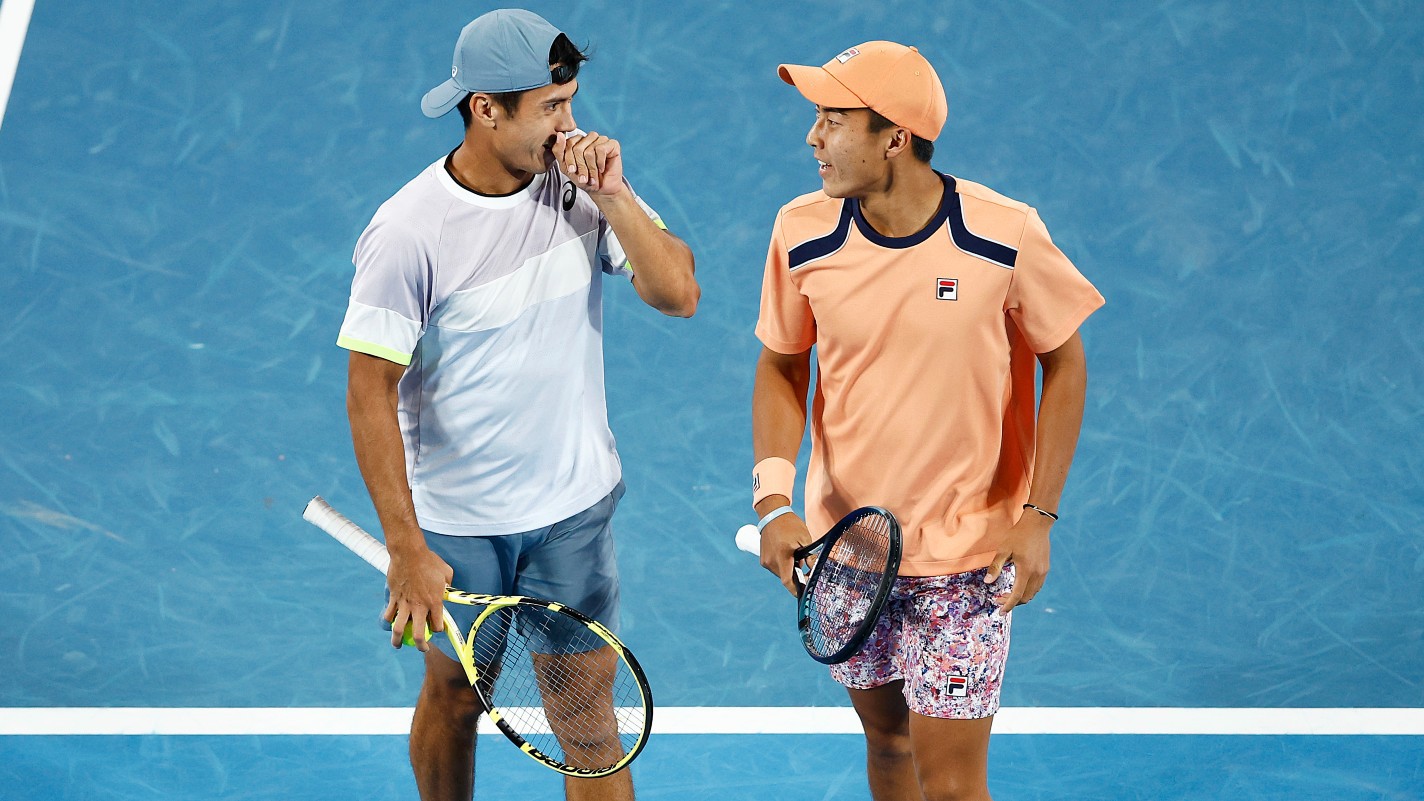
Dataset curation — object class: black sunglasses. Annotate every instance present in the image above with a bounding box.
[550,62,577,84]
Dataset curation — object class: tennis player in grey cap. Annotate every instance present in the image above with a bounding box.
[336,8,697,800]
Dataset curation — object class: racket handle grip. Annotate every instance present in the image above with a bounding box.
[303,496,392,576]
[735,524,761,556]
[737,523,810,590]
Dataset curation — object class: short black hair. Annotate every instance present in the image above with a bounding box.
[867,109,934,164]
[457,33,589,127]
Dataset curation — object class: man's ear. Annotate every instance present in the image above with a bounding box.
[468,93,500,129]
[884,126,912,160]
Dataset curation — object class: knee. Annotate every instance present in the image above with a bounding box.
[921,787,987,801]
[919,772,990,801]
[860,719,912,765]
[420,661,485,728]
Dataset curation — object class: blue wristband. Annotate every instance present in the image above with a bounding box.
[757,505,795,533]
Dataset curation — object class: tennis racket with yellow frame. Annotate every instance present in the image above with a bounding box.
[302,496,652,778]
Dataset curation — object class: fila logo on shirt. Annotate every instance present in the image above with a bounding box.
[936,278,959,301]
[948,675,968,697]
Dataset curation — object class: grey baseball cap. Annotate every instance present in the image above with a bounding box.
[420,9,564,118]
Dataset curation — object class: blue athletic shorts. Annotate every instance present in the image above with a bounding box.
[419,482,625,660]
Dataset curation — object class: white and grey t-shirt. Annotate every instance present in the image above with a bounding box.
[337,156,663,536]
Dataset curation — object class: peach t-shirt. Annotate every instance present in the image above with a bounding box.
[756,173,1104,576]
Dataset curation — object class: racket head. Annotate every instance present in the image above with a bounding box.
[795,506,902,665]
[447,592,653,777]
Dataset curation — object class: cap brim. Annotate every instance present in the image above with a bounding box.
[777,64,865,109]
[421,78,465,118]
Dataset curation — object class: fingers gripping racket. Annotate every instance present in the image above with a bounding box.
[737,506,902,665]
[302,497,652,778]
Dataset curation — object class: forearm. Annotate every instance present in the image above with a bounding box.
[594,189,698,316]
[752,348,811,516]
[346,357,425,554]
[1028,337,1088,513]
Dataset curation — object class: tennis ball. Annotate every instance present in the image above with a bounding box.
[401,622,434,647]
[383,619,434,647]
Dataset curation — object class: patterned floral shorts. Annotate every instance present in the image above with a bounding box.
[829,563,1015,720]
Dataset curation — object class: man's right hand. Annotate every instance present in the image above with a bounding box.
[759,512,812,597]
[382,545,454,651]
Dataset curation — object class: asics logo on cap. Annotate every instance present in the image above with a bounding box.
[835,47,861,63]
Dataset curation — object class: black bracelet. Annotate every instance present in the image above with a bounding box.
[1023,503,1059,521]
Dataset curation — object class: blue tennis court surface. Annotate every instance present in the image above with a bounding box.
[1,0,1420,798]
[4,735,1421,800]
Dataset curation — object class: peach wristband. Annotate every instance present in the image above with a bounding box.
[752,457,796,506]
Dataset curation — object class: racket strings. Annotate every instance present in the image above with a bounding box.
[803,512,894,659]
[469,604,646,771]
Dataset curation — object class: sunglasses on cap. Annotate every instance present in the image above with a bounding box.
[550,61,578,85]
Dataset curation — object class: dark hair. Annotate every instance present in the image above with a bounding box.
[458,34,589,127]
[867,109,934,163]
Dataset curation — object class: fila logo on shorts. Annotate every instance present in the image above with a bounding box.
[835,47,861,63]
[936,278,958,301]
[948,675,968,697]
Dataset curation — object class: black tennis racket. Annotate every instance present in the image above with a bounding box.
[303,496,652,778]
[737,506,902,664]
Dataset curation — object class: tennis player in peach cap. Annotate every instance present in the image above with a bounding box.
[750,41,1104,800]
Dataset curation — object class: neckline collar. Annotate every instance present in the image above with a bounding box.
[434,151,547,209]
[850,172,954,249]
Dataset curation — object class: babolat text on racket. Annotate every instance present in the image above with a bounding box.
[737,506,902,664]
[303,496,652,777]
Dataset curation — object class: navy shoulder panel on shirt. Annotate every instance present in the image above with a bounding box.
[944,175,1018,270]
[787,200,854,271]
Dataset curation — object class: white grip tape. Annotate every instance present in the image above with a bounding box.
[303,496,391,575]
[735,524,761,556]
[736,523,809,588]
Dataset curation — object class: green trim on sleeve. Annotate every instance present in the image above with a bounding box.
[337,335,413,366]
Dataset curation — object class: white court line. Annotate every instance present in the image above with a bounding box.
[1,708,1421,736]
[0,0,35,134]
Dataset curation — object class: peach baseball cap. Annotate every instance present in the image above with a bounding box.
[778,41,948,140]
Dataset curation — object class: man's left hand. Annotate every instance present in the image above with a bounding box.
[554,131,623,196]
[985,513,1053,615]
